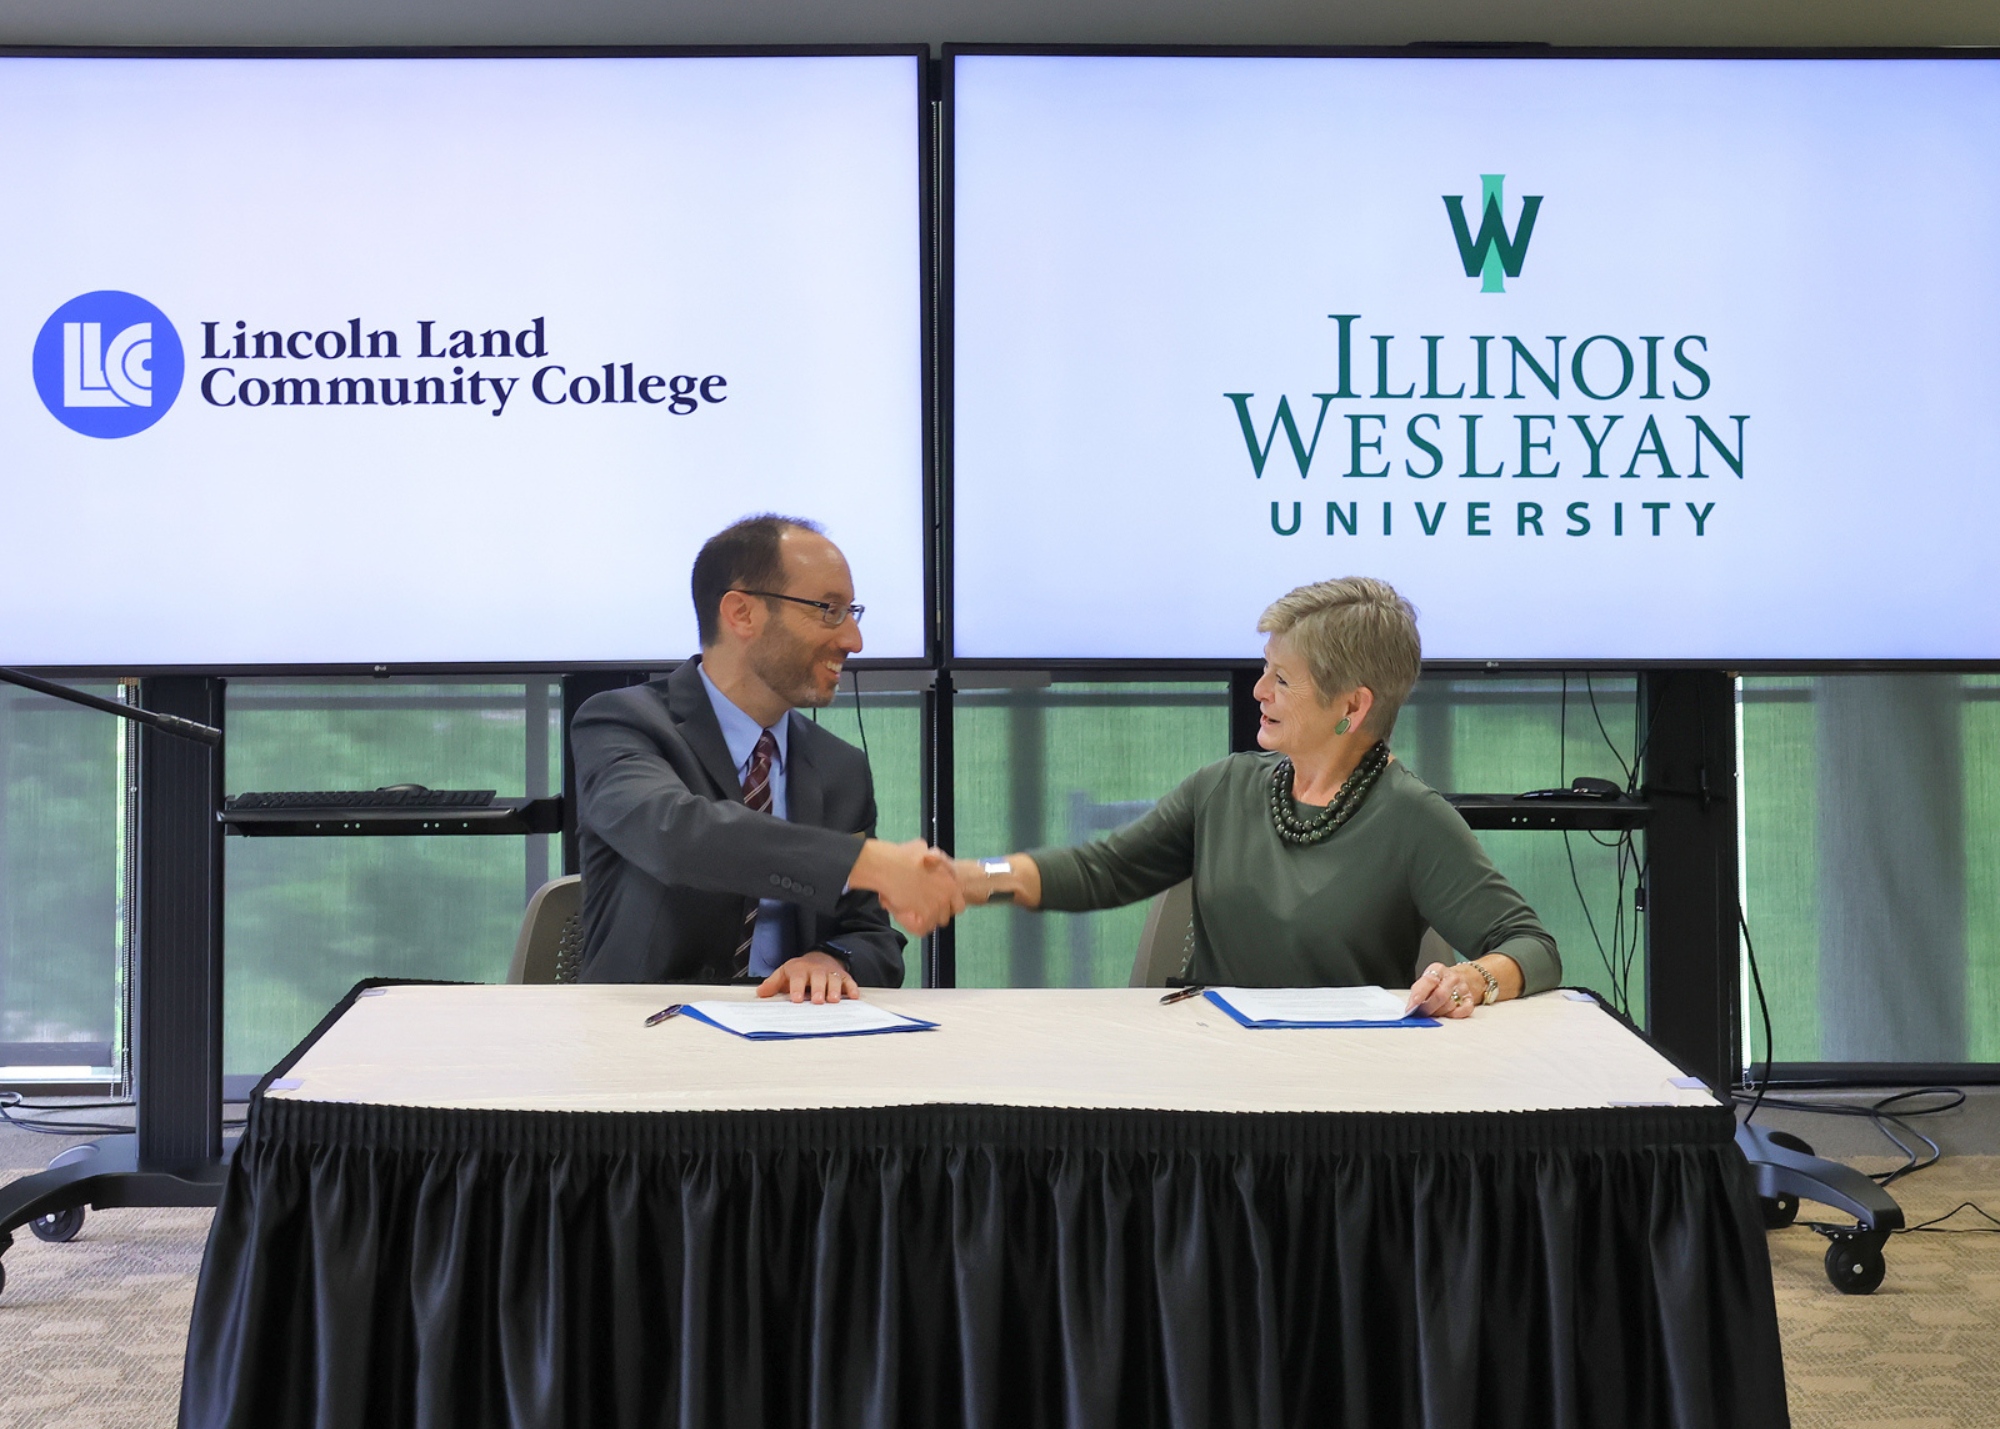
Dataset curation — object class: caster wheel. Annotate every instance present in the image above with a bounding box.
[0,1257,6,1298]
[1825,1240,1885,1295]
[1762,1193,1800,1228]
[30,1206,85,1243]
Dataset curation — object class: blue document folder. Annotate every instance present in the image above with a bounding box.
[1203,988,1440,1030]
[679,1000,939,1040]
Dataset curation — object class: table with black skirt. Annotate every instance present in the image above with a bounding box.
[179,982,1789,1429]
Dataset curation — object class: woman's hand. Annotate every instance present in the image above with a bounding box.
[1404,960,1498,1019]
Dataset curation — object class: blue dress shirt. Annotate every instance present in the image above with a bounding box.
[698,665,795,977]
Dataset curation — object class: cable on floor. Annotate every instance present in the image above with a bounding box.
[1,1090,248,1135]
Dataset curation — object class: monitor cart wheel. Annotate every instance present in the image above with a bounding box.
[1761,1193,1800,1228]
[1824,1235,1887,1295]
[30,1206,85,1243]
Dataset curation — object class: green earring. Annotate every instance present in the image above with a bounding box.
[1334,717,1351,736]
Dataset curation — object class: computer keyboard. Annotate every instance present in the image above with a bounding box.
[225,788,497,811]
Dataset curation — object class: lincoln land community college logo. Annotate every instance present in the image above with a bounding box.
[32,291,186,437]
[1444,175,1541,293]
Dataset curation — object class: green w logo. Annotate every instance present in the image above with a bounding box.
[1443,174,1542,293]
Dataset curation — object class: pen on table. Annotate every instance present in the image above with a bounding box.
[1158,985,1206,1005]
[644,1003,683,1028]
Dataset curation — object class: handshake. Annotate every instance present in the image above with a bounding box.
[848,839,1027,938]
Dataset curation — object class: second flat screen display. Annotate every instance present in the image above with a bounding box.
[950,53,2000,663]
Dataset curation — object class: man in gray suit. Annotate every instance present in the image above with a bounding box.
[572,515,959,1001]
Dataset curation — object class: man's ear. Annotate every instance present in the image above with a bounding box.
[716,589,763,643]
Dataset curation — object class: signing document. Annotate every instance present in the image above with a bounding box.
[680,1000,938,1040]
[1204,986,1439,1029]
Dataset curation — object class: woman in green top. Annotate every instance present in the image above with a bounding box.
[957,577,1559,1017]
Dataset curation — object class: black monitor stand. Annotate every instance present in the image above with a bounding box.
[0,669,229,1300]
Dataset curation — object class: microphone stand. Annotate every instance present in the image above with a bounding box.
[0,666,227,1301]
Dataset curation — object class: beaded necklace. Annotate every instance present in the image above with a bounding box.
[1268,740,1390,847]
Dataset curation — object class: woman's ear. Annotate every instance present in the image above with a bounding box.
[1346,686,1377,731]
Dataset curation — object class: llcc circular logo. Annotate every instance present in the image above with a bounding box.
[32,291,185,437]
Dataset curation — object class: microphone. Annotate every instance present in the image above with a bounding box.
[0,666,222,745]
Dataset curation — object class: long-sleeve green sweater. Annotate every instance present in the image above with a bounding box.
[1032,753,1562,993]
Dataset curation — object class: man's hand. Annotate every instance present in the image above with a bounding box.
[757,950,861,1004]
[952,859,992,905]
[848,838,965,936]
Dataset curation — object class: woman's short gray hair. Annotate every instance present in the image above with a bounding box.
[1257,577,1422,736]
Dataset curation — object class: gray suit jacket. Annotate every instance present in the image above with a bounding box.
[571,659,906,985]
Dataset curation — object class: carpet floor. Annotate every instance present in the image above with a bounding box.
[0,1131,207,1429]
[1,1128,1996,1427]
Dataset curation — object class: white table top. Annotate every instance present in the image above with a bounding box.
[267,985,1717,1116]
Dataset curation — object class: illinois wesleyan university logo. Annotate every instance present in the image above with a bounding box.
[1443,175,1541,293]
[32,291,186,437]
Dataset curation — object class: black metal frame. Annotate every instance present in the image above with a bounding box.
[0,677,233,1293]
[1636,672,1739,1091]
[1764,1063,2000,1088]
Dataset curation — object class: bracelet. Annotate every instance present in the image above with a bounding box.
[1466,960,1500,1006]
[980,858,1015,904]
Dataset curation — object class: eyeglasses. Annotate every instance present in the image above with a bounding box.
[736,590,866,628]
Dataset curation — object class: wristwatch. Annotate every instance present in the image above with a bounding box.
[1467,960,1501,1006]
[980,858,1015,904]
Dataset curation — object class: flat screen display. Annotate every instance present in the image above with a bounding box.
[0,54,925,667]
[951,54,2000,662]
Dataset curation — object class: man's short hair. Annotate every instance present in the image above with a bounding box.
[1256,577,1422,736]
[691,515,824,647]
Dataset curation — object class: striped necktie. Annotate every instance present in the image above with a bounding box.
[732,728,780,978]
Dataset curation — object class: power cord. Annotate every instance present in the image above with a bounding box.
[0,1093,136,1136]
[849,667,871,763]
[1558,673,1644,1017]
[807,670,872,766]
[1903,1203,2000,1235]
[1,1090,248,1135]
[1561,826,1624,1016]
[1584,674,1635,792]
[1739,905,1775,1126]
[1731,1086,1957,1186]
[1593,675,1647,1012]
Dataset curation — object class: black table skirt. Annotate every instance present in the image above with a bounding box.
[180,1094,1788,1429]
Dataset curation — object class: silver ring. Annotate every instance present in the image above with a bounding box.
[1450,986,1464,1006]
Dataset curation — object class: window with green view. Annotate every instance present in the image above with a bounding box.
[0,683,126,1083]
[223,680,562,1074]
[1739,673,2000,1067]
